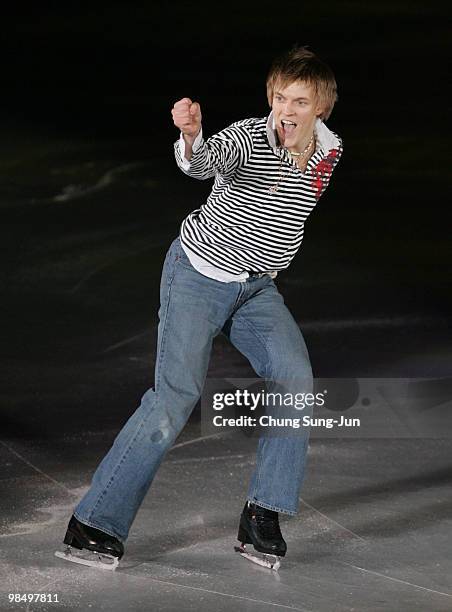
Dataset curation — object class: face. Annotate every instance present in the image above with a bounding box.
[272,80,324,151]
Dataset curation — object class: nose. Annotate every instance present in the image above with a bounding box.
[283,101,295,115]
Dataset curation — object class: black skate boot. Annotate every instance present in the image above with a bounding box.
[55,515,124,571]
[234,502,287,570]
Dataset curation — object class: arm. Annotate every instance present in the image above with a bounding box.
[171,98,253,180]
[181,132,197,162]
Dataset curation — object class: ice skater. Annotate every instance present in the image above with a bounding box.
[56,45,343,571]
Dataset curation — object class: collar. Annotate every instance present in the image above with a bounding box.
[265,110,341,156]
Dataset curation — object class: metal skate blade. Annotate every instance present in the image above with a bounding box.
[55,547,119,571]
[234,545,281,571]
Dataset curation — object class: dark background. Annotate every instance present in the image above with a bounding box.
[2,1,451,438]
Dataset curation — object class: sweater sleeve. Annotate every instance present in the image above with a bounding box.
[174,119,254,181]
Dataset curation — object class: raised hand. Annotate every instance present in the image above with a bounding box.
[171,98,202,138]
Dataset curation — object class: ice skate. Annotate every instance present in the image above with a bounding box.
[55,515,124,571]
[234,502,286,571]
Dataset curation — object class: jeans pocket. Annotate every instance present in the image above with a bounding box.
[175,242,196,272]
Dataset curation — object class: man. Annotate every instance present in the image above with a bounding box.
[56,45,343,571]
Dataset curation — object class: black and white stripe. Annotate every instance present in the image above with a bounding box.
[174,116,343,274]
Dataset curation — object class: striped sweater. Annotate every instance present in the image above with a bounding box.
[174,111,343,275]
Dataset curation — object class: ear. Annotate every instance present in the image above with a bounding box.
[314,93,325,118]
[315,104,324,118]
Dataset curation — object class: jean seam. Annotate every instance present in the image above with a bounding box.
[232,313,270,377]
[250,439,265,508]
[155,280,174,393]
[156,246,179,392]
[234,282,287,379]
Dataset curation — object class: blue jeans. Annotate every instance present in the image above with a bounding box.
[74,237,313,542]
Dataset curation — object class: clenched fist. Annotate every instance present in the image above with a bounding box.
[171,98,202,138]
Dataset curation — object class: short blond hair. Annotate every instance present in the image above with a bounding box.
[266,45,338,121]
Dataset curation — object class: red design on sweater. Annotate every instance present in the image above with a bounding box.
[311,148,339,200]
